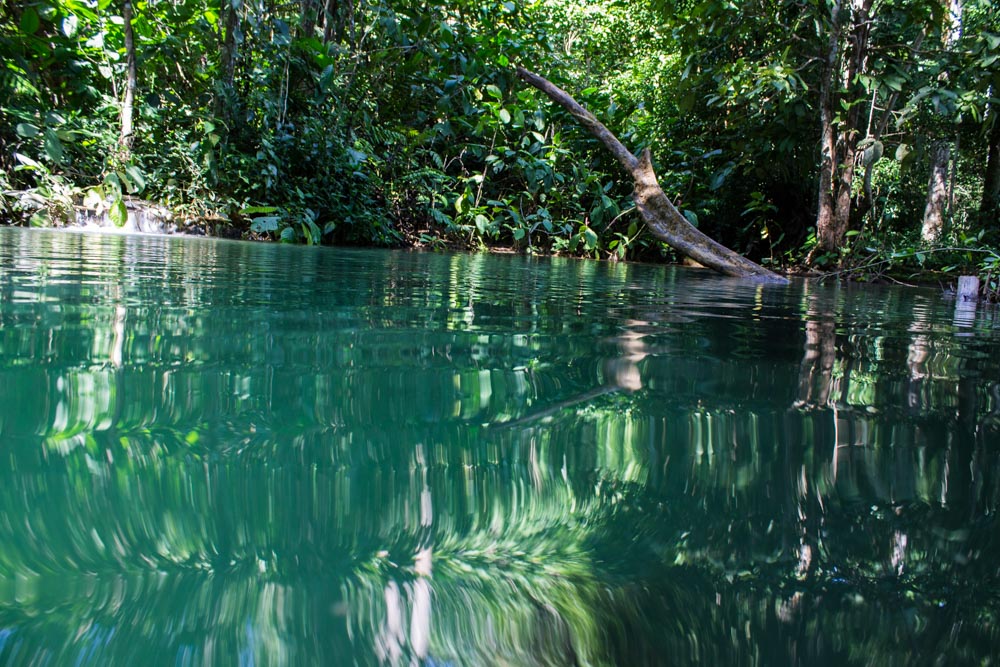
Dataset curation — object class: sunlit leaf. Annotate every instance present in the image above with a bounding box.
[62,14,78,37]
[240,206,278,215]
[83,187,105,210]
[28,207,51,226]
[109,197,128,227]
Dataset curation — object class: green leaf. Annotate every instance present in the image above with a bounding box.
[883,75,905,92]
[16,123,39,138]
[250,215,281,234]
[125,165,146,194]
[109,197,128,227]
[582,226,598,250]
[20,7,40,34]
[43,130,64,164]
[475,214,489,234]
[498,108,511,124]
[862,140,883,167]
[240,206,279,215]
[280,227,297,242]
[485,84,502,100]
[104,172,123,197]
[301,219,321,245]
[512,227,525,240]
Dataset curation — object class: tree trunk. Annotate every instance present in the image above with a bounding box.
[322,0,337,43]
[921,0,962,242]
[830,0,873,243]
[299,0,321,38]
[920,0,962,243]
[119,0,137,151]
[813,0,874,262]
[216,0,241,120]
[516,67,787,284]
[813,0,842,257]
[922,142,950,242]
[980,109,1000,224]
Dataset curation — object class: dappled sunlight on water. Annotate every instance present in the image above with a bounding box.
[1,228,999,664]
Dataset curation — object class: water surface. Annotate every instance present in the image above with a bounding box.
[1,228,998,665]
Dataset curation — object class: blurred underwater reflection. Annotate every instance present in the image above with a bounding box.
[1,228,999,665]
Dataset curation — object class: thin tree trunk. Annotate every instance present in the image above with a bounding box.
[813,0,842,257]
[216,0,241,120]
[830,0,874,242]
[922,142,950,242]
[980,106,1000,224]
[921,0,962,242]
[517,67,787,283]
[300,0,320,38]
[119,0,137,151]
[322,0,336,43]
[948,133,959,218]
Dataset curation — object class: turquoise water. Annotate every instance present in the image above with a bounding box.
[0,227,998,665]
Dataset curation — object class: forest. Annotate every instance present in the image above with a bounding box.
[1,0,998,286]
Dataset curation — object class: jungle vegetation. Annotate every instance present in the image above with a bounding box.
[1,0,998,286]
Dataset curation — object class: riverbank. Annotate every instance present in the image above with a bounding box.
[2,193,998,302]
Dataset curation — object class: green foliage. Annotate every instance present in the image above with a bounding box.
[0,0,996,272]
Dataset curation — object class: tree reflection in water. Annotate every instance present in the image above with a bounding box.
[0,228,998,665]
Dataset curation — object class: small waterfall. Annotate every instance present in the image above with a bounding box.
[72,198,182,234]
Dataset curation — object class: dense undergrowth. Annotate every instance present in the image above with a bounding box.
[1,0,998,298]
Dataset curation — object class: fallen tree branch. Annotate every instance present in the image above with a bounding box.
[516,66,788,284]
